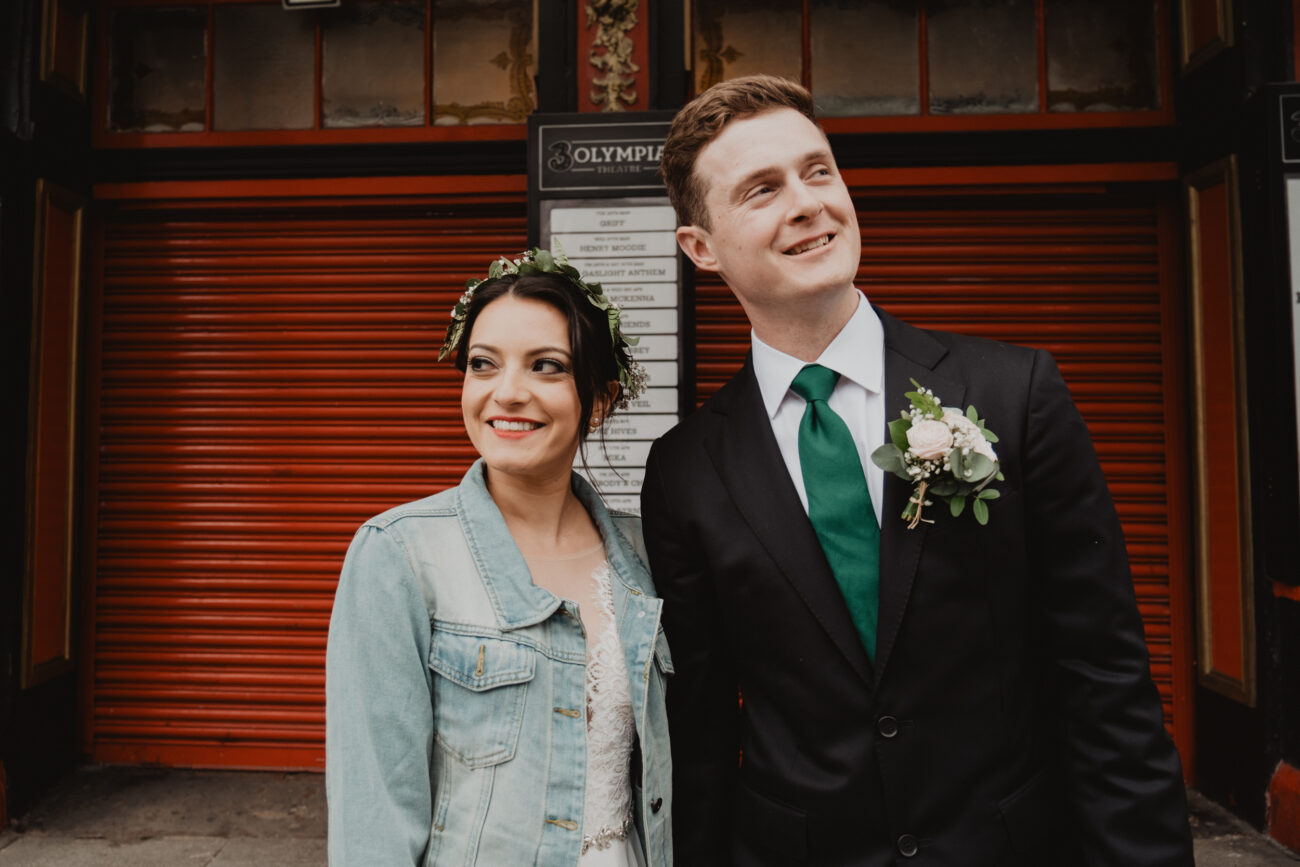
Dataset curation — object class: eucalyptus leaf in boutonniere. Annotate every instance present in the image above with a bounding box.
[870,379,1004,528]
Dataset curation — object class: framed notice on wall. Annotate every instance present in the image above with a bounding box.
[528,112,686,514]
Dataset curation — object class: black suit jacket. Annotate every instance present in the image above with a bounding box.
[640,308,1192,866]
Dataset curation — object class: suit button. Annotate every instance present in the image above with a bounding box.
[897,834,919,857]
[876,715,899,738]
[650,797,663,814]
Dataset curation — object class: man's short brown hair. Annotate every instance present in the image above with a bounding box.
[660,74,819,229]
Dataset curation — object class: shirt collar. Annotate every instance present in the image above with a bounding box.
[751,292,884,419]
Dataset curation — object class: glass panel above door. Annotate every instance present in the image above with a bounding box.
[928,0,1038,115]
[213,5,315,131]
[108,8,207,133]
[431,0,536,125]
[811,0,919,116]
[693,0,802,94]
[1045,0,1159,111]
[322,0,426,128]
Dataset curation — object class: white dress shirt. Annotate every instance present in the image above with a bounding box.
[750,292,885,525]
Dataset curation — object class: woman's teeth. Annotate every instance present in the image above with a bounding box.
[491,420,540,432]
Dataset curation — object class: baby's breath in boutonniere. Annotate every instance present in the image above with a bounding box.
[870,380,1004,528]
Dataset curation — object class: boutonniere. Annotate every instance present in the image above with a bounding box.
[870,380,1004,528]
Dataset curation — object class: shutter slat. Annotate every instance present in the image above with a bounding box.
[92,204,526,766]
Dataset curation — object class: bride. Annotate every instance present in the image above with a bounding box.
[325,250,672,866]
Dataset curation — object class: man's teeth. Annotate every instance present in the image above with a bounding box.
[491,420,540,432]
[786,235,830,255]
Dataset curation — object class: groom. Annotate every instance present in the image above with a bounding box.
[641,75,1192,866]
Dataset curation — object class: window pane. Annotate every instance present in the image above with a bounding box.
[928,0,1037,114]
[108,9,206,132]
[213,6,315,131]
[693,0,801,94]
[432,0,535,125]
[1046,0,1158,111]
[811,0,918,116]
[322,0,425,128]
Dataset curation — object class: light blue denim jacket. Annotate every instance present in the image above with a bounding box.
[326,460,673,866]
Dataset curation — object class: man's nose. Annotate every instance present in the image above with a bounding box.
[787,179,824,223]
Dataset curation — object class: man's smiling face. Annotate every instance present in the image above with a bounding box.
[675,107,862,320]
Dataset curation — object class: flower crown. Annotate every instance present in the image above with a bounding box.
[439,247,648,408]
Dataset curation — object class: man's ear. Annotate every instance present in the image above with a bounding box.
[676,225,718,272]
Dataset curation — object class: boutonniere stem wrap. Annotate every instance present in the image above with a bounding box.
[870,380,1003,528]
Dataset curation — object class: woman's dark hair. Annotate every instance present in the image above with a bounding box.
[454,272,632,450]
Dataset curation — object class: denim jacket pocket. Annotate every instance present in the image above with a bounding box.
[428,628,535,768]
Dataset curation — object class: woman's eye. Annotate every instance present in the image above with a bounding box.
[533,358,568,374]
[468,357,496,373]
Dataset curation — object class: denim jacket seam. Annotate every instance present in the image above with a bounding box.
[431,620,586,665]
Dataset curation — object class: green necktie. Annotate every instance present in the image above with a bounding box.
[790,363,880,662]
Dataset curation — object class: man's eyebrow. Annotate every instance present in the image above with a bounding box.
[729,149,836,197]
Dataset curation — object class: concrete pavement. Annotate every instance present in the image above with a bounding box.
[0,764,1295,865]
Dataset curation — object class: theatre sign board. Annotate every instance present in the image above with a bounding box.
[529,113,685,514]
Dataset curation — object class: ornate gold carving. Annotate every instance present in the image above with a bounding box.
[586,0,640,111]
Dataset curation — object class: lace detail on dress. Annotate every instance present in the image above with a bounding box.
[581,561,636,855]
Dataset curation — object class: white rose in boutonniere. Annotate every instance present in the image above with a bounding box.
[905,419,953,460]
[870,379,1004,528]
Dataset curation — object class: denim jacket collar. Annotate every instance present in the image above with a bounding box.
[455,459,654,632]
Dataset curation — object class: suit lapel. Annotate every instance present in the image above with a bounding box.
[874,309,963,680]
[704,356,873,686]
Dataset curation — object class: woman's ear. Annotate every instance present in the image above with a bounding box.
[592,380,621,428]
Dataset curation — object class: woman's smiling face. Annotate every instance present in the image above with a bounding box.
[461,294,583,486]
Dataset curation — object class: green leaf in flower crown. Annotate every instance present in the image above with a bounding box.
[888,417,911,451]
[534,249,554,270]
[870,443,907,477]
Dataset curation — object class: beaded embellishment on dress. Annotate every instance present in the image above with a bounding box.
[579,561,637,856]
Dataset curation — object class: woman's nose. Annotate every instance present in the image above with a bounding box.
[492,365,529,405]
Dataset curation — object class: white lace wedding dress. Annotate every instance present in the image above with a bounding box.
[525,548,645,867]
[577,561,645,867]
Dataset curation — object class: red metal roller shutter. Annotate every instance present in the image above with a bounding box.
[89,204,526,768]
[695,191,1191,755]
